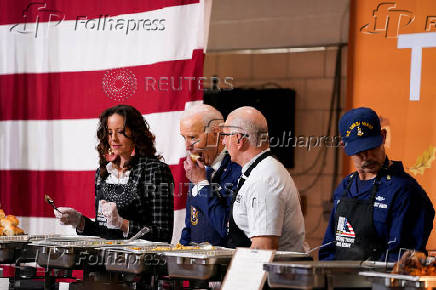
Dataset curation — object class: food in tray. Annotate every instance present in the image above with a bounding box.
[103,240,129,245]
[0,209,25,236]
[149,243,215,251]
[392,250,436,276]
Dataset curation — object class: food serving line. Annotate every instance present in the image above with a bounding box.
[0,235,434,290]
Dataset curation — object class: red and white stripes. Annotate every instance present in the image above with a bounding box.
[0,0,209,243]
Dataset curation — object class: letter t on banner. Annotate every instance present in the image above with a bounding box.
[398,32,436,101]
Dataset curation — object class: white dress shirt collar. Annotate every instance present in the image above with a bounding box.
[210,149,227,172]
[191,150,227,196]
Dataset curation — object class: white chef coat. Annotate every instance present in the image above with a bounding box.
[232,149,305,252]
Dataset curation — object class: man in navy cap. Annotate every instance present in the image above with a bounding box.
[319,107,434,261]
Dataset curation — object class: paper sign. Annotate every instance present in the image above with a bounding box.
[59,282,70,290]
[0,278,9,289]
[222,248,274,290]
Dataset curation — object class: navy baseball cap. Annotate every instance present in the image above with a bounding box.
[339,107,383,156]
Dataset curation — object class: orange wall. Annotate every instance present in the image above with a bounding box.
[348,0,436,248]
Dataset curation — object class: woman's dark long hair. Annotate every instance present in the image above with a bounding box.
[96,105,162,178]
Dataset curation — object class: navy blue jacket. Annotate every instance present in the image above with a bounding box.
[319,161,434,262]
[180,154,241,246]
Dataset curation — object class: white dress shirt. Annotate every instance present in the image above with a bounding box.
[105,162,131,185]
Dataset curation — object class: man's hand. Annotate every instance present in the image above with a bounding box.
[250,236,280,250]
[184,154,207,184]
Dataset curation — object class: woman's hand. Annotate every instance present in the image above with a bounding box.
[101,201,124,230]
[54,207,83,229]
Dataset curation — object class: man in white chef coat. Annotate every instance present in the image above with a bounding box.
[222,106,305,251]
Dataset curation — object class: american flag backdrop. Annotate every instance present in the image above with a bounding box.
[0,0,210,243]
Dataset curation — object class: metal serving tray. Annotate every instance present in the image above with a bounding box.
[164,249,312,280]
[31,236,107,247]
[30,236,109,269]
[0,235,60,264]
[165,248,235,280]
[0,236,29,263]
[31,236,160,269]
[263,260,394,289]
[274,251,313,262]
[100,243,170,274]
[0,236,29,243]
[360,271,436,288]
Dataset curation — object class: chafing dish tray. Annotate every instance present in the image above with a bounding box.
[263,260,394,289]
[0,236,29,243]
[0,236,29,263]
[164,249,312,281]
[29,236,133,269]
[0,235,60,264]
[274,251,312,262]
[164,247,235,280]
[98,242,170,274]
[359,271,436,288]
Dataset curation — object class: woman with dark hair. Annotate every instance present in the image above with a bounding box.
[54,105,174,242]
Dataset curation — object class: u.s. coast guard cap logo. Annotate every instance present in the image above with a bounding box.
[339,107,383,156]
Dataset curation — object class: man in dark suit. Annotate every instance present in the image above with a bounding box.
[179,104,241,246]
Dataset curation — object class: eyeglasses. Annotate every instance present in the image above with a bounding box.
[220,132,249,138]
